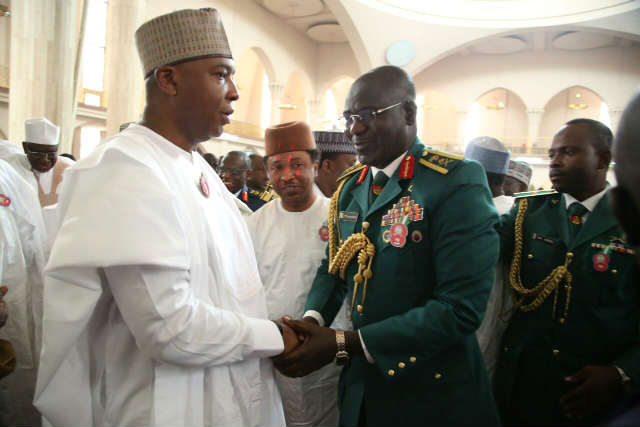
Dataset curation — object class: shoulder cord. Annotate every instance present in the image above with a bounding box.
[327,178,375,319]
[509,198,574,319]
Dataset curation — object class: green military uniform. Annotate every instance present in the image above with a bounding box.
[305,139,501,426]
[495,190,640,425]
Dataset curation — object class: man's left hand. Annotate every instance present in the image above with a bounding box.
[560,365,624,420]
[272,318,336,378]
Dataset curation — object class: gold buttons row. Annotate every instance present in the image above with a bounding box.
[388,356,418,376]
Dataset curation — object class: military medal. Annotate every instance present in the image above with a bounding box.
[382,229,391,243]
[592,253,610,272]
[0,194,10,207]
[570,215,582,225]
[318,225,329,242]
[199,173,210,198]
[390,222,408,248]
[381,196,423,226]
[411,229,422,243]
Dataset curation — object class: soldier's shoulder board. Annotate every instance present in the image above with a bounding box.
[418,149,464,175]
[514,189,558,199]
[337,163,366,182]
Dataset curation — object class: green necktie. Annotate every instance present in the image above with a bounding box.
[369,171,389,205]
[568,202,588,242]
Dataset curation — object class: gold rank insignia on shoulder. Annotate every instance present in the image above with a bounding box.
[337,163,367,183]
[514,189,558,199]
[418,149,463,175]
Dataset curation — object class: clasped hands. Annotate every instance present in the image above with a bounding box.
[271,316,338,378]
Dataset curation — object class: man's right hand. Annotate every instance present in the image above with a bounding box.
[281,322,300,354]
[0,286,7,329]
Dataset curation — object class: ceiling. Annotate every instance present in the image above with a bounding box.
[254,0,348,43]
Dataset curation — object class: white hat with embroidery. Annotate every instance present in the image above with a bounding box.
[24,118,60,146]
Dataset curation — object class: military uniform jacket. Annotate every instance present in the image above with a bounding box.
[305,139,501,427]
[236,184,266,211]
[495,191,640,425]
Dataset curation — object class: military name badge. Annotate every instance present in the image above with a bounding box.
[319,225,329,242]
[0,194,10,207]
[199,173,210,198]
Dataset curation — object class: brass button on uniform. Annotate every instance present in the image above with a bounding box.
[527,254,534,259]
[409,356,417,363]
[357,304,364,313]
[504,346,509,352]
[434,373,442,379]
[387,369,395,376]
[559,318,566,324]
[552,349,560,356]
[566,252,574,258]
[398,362,406,369]
[612,269,618,275]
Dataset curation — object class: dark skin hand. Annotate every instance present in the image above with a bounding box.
[272,317,301,355]
[272,317,363,378]
[560,365,624,419]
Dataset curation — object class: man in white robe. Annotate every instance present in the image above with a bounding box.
[3,118,74,208]
[34,9,296,427]
[313,131,356,198]
[0,158,47,426]
[247,122,348,426]
[465,136,514,380]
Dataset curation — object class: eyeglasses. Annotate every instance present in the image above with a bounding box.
[25,150,57,160]
[219,167,247,177]
[342,102,404,127]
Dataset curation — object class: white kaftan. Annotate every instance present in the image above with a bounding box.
[247,196,348,427]
[0,159,47,427]
[476,194,514,381]
[34,124,286,427]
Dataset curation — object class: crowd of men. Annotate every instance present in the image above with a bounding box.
[0,7,639,427]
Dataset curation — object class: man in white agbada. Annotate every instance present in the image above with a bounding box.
[34,8,298,427]
[247,122,348,426]
[465,136,514,380]
[0,158,47,426]
[1,118,74,208]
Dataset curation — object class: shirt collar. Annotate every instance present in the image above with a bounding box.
[370,151,408,179]
[563,185,609,213]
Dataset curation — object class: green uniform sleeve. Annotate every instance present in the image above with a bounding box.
[359,163,500,375]
[305,246,348,326]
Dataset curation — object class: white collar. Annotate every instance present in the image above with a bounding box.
[563,185,609,213]
[370,151,408,179]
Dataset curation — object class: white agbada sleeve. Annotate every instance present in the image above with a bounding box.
[476,194,515,380]
[103,265,282,366]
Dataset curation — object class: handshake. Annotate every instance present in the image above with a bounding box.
[271,316,358,378]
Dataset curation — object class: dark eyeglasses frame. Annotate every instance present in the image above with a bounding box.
[342,102,404,127]
[25,149,57,160]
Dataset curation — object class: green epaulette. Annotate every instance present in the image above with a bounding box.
[337,163,366,182]
[514,189,558,199]
[418,148,464,175]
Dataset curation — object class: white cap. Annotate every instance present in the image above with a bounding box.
[465,136,510,175]
[25,118,60,146]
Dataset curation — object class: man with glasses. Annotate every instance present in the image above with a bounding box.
[273,65,501,426]
[220,150,267,211]
[3,118,73,207]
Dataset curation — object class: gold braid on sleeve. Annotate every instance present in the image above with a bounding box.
[509,198,574,319]
[327,179,375,319]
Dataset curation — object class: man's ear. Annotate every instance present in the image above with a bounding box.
[313,160,319,178]
[154,66,179,96]
[597,150,612,170]
[404,101,417,126]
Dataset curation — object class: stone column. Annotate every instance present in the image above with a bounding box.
[269,82,284,126]
[305,98,321,129]
[104,0,146,137]
[9,0,77,152]
[526,108,544,154]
